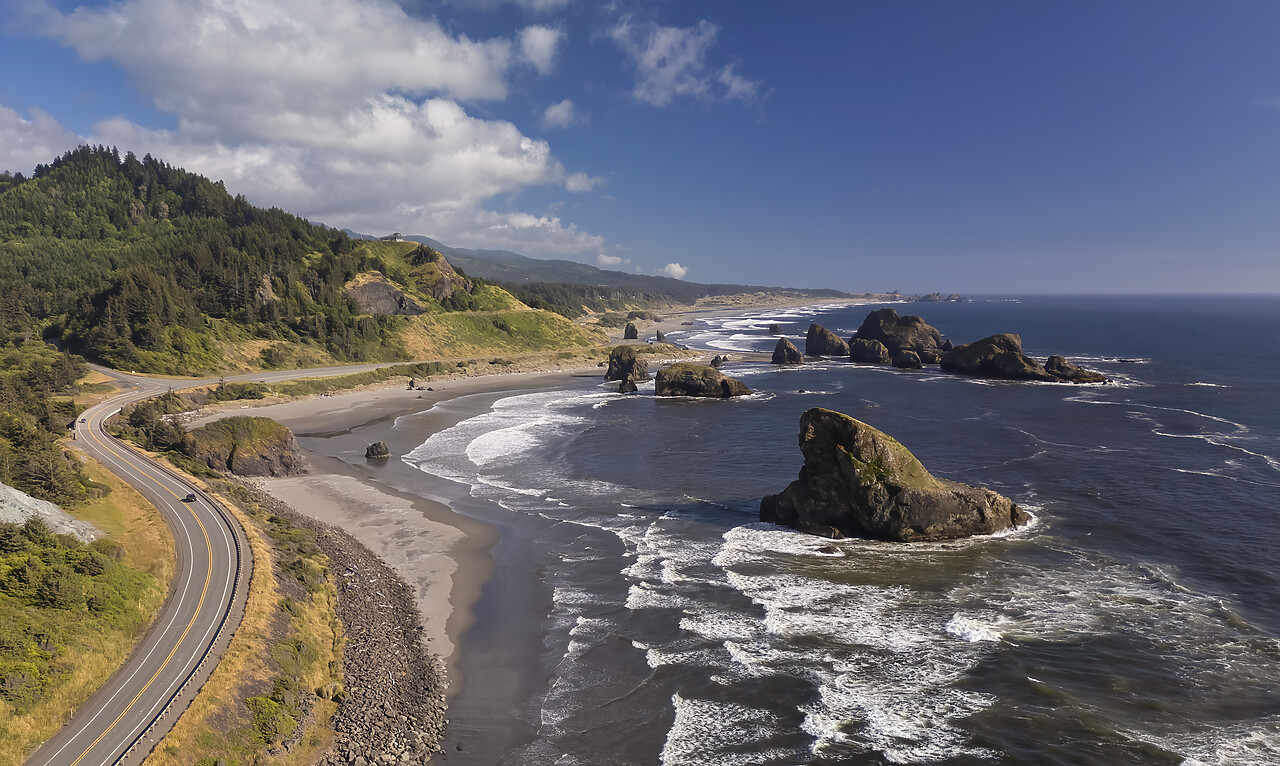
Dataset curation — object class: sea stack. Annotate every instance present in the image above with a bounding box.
[805,323,850,356]
[655,363,752,398]
[851,308,943,362]
[940,334,1107,383]
[760,408,1028,541]
[365,441,391,459]
[624,323,639,340]
[605,345,651,382]
[771,338,804,365]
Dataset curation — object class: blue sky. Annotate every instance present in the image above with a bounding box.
[2,0,1278,293]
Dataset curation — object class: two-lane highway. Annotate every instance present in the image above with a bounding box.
[24,383,249,766]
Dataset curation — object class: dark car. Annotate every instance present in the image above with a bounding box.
[183,493,197,502]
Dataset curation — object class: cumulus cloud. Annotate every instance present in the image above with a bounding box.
[596,253,628,267]
[658,262,689,279]
[15,0,605,255]
[609,16,761,107]
[519,25,562,75]
[564,172,602,193]
[540,98,580,129]
[0,104,80,174]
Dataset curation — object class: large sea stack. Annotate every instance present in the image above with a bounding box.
[771,338,804,365]
[760,408,1028,541]
[852,309,943,362]
[940,334,1107,383]
[655,363,752,398]
[605,345,651,382]
[805,323,850,356]
[623,323,640,340]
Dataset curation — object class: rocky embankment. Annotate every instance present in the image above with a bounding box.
[760,408,1028,541]
[0,480,102,542]
[240,482,449,765]
[182,416,305,476]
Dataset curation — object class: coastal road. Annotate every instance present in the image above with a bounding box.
[25,361,401,766]
[23,379,249,766]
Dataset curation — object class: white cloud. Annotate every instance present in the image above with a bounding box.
[0,104,80,174]
[450,0,573,11]
[596,253,628,267]
[609,16,761,107]
[519,25,562,76]
[16,0,606,256]
[541,98,580,129]
[658,262,688,279]
[564,172,602,193]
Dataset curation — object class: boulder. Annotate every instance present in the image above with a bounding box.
[760,408,1029,541]
[849,338,890,365]
[605,346,651,382]
[1045,355,1108,384]
[771,338,804,365]
[619,379,639,394]
[852,308,943,357]
[892,350,922,369]
[365,442,391,459]
[623,323,639,340]
[655,330,666,342]
[710,355,726,368]
[805,323,850,356]
[940,334,1054,382]
[655,363,752,398]
[768,323,783,335]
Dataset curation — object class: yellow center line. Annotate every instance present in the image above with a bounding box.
[68,407,217,766]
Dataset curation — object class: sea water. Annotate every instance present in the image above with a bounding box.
[406,295,1280,765]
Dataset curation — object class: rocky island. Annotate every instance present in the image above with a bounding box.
[940,334,1108,383]
[655,363,752,398]
[760,408,1028,541]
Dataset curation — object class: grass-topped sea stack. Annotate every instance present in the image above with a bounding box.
[761,408,1028,541]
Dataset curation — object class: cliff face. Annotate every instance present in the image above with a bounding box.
[760,408,1027,541]
[182,416,305,477]
[344,272,426,315]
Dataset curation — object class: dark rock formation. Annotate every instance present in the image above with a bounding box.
[1045,355,1108,384]
[939,334,1105,383]
[941,339,954,352]
[849,338,890,365]
[655,363,752,398]
[655,330,666,342]
[182,416,305,477]
[853,308,943,358]
[768,323,783,335]
[344,274,425,316]
[365,441,391,459]
[619,379,639,394]
[760,408,1028,541]
[605,345,651,382]
[918,349,942,364]
[710,354,727,368]
[772,338,804,365]
[892,351,922,369]
[624,323,639,340]
[805,323,850,356]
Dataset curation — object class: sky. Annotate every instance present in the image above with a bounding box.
[2,0,1279,294]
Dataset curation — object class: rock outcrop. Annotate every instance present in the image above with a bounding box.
[605,345,651,382]
[852,308,943,359]
[768,323,783,335]
[760,408,1028,541]
[0,481,101,542]
[806,323,850,356]
[772,338,804,365]
[365,441,391,459]
[624,323,639,340]
[619,379,639,394]
[655,330,666,342]
[405,245,473,302]
[710,354,727,368]
[849,338,890,365]
[655,363,752,398]
[182,416,305,477]
[941,334,1107,383]
[344,272,426,316]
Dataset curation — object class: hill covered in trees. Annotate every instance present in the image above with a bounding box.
[1,146,597,374]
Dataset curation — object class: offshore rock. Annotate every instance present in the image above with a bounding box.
[891,350,922,369]
[655,363,752,398]
[805,323,850,356]
[710,354,727,368]
[940,334,1106,383]
[605,346,651,382]
[771,338,804,365]
[760,408,1028,541]
[849,338,890,365]
[365,442,391,459]
[619,379,639,394]
[853,308,943,357]
[768,323,783,335]
[623,323,640,340]
[655,330,666,342]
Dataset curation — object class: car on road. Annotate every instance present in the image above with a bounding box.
[79,417,87,423]
[183,493,197,502]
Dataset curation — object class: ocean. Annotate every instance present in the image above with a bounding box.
[405,295,1280,765]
